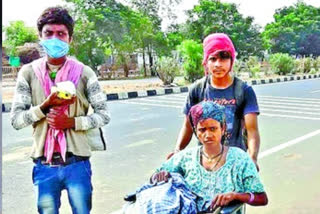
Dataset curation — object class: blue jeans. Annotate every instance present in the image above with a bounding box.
[32,160,93,214]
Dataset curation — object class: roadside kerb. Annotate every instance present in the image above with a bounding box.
[2,74,320,112]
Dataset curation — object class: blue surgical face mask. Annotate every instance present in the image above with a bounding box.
[40,38,70,59]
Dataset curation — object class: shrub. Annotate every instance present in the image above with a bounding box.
[302,57,313,73]
[250,66,261,78]
[155,56,181,85]
[309,68,317,74]
[269,53,294,75]
[177,40,203,82]
[314,56,320,72]
[233,59,245,74]
[292,59,302,74]
[294,57,316,74]
[245,56,261,78]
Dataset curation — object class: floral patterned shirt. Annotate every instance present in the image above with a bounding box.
[157,146,265,211]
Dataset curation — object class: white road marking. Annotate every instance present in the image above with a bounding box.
[123,128,164,138]
[259,100,320,108]
[261,113,320,120]
[259,129,320,159]
[12,137,34,143]
[124,139,154,148]
[310,90,320,93]
[137,98,183,104]
[258,98,320,105]
[155,96,186,101]
[119,101,181,109]
[261,108,320,116]
[259,104,319,112]
[258,95,320,102]
[130,96,320,106]
[168,94,188,98]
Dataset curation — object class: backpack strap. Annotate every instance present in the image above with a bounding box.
[192,75,209,105]
[200,75,209,101]
[233,76,248,147]
[233,77,245,109]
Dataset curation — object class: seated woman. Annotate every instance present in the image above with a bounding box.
[150,101,268,213]
[123,101,268,214]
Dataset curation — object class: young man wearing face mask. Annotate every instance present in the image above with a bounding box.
[10,7,110,214]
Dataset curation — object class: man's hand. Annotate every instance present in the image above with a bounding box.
[168,116,193,159]
[210,192,237,210]
[150,171,171,184]
[47,108,75,129]
[166,152,175,160]
[251,157,260,172]
[41,92,76,113]
[166,149,180,160]
[244,113,261,172]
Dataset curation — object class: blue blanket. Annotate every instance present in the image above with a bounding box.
[132,173,198,214]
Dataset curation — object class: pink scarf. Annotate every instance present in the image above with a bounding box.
[32,57,84,163]
[202,33,236,75]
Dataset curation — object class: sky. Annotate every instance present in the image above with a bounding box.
[3,0,320,29]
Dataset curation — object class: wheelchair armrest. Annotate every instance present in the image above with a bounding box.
[220,202,244,214]
[124,192,136,202]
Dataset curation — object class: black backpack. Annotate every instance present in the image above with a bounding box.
[195,75,245,106]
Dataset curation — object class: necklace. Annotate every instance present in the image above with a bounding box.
[209,145,224,171]
[49,70,57,80]
[47,63,62,80]
[201,146,223,163]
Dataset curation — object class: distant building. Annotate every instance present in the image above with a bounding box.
[2,46,10,66]
[16,43,43,64]
[21,43,45,57]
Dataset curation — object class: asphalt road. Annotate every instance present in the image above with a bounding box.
[2,78,320,214]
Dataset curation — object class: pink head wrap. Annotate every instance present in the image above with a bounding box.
[202,33,236,75]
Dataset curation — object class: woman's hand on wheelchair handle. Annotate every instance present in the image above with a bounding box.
[211,192,268,208]
[150,171,171,184]
[210,192,236,210]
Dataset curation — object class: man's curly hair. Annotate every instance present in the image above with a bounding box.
[37,6,74,37]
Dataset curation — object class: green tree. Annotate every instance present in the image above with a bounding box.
[66,0,156,76]
[129,0,161,28]
[177,39,203,82]
[66,0,126,71]
[3,21,38,56]
[184,0,264,59]
[127,0,181,75]
[70,20,109,72]
[121,9,155,77]
[165,24,186,53]
[262,2,320,56]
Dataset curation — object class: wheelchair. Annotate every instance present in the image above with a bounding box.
[123,192,245,214]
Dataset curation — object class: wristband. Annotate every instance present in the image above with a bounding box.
[150,173,156,184]
[248,193,255,203]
